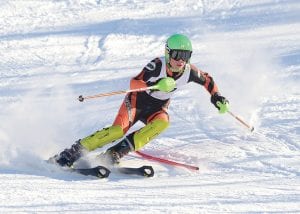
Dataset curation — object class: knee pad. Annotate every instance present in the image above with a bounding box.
[80,125,124,151]
[133,119,169,150]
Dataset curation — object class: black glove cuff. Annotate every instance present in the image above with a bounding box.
[210,92,221,105]
[211,93,228,110]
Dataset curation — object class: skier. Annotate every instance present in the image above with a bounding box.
[52,34,229,167]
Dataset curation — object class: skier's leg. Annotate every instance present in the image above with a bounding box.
[81,93,136,150]
[80,125,124,151]
[133,110,169,150]
[52,95,136,167]
[105,110,169,164]
[51,125,124,167]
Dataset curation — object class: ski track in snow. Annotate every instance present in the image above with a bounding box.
[0,0,300,213]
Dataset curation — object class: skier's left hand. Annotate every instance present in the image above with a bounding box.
[211,93,229,114]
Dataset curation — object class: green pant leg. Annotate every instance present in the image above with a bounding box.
[80,125,124,151]
[133,119,169,150]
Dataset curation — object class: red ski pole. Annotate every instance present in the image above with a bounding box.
[135,151,199,171]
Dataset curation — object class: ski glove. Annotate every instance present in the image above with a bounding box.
[211,92,229,114]
[150,77,176,93]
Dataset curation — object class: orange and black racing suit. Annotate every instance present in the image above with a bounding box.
[111,57,219,150]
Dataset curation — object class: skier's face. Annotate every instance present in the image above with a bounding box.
[169,57,186,71]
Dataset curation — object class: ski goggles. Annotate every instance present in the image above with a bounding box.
[169,50,192,62]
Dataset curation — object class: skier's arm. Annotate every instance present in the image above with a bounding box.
[130,58,162,90]
[188,64,219,95]
[189,64,229,113]
[130,72,148,90]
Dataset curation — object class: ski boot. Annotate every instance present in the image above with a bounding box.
[51,140,86,167]
[104,137,133,165]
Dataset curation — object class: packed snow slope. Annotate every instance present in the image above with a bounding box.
[0,0,299,213]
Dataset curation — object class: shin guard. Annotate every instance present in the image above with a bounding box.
[133,119,169,150]
[80,125,124,151]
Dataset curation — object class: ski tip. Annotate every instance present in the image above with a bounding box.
[141,166,154,177]
[95,166,111,178]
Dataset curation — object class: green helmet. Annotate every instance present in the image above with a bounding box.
[165,34,193,64]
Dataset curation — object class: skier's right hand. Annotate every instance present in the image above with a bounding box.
[151,77,176,92]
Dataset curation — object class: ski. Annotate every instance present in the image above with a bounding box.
[47,157,154,178]
[71,165,154,178]
[94,153,154,177]
[117,165,154,177]
[46,158,111,179]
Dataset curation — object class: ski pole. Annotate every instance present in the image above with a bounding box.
[227,110,254,132]
[78,86,155,102]
[135,151,199,171]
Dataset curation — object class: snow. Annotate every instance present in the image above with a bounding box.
[0,0,299,213]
